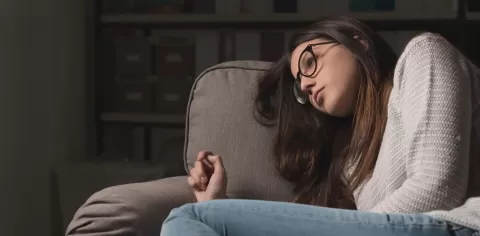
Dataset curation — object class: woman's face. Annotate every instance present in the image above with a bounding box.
[290,38,361,117]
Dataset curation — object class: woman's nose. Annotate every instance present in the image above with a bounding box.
[300,77,316,94]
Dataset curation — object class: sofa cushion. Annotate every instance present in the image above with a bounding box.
[184,60,294,201]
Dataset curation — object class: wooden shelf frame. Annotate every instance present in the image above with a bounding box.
[101,112,186,125]
[100,12,466,30]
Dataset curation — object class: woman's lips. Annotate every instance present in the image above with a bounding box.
[313,87,325,105]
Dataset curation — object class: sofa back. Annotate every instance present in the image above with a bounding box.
[184,60,294,201]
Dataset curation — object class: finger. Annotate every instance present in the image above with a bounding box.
[190,169,205,191]
[193,162,208,190]
[208,155,225,179]
[189,167,201,184]
[195,161,207,179]
[207,155,225,173]
[201,159,214,176]
[187,176,202,192]
[197,150,213,162]
[188,166,197,177]
[202,159,214,170]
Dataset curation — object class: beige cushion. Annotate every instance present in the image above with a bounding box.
[65,176,195,236]
[65,60,295,236]
[184,60,294,201]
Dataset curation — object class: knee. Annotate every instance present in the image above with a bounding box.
[164,203,198,224]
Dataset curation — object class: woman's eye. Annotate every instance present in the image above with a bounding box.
[306,57,314,67]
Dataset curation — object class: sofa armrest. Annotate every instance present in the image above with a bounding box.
[65,176,195,236]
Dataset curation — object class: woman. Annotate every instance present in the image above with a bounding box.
[162,16,480,236]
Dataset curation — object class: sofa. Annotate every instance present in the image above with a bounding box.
[66,61,301,236]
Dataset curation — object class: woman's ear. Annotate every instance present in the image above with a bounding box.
[354,35,369,51]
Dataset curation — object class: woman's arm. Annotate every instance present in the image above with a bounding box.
[371,33,472,213]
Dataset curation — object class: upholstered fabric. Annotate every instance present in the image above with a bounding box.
[65,176,195,236]
[65,61,294,236]
[184,60,294,201]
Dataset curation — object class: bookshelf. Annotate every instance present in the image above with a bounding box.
[465,0,480,20]
[100,13,464,30]
[101,112,186,125]
[466,12,480,20]
[101,11,458,25]
[92,0,480,163]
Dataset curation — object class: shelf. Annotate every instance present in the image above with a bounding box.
[100,12,460,29]
[467,12,480,20]
[102,12,458,23]
[101,112,186,125]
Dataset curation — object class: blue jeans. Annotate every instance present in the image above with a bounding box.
[161,199,479,236]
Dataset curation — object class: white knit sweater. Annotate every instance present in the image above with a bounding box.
[354,33,480,230]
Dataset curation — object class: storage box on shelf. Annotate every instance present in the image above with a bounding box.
[466,12,480,20]
[106,82,154,113]
[113,35,152,77]
[152,30,195,114]
[154,34,195,77]
[466,0,480,20]
[100,27,206,116]
[100,28,155,113]
[155,78,191,114]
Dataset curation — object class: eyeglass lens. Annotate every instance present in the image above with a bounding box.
[299,49,317,77]
[293,48,318,104]
[293,79,309,104]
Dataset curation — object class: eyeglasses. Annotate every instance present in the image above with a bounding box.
[293,41,336,104]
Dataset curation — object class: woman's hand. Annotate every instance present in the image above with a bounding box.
[188,151,227,202]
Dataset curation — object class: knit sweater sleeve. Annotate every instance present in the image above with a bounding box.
[370,33,472,213]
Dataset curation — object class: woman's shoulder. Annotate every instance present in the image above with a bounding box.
[406,32,449,46]
[392,32,473,102]
[401,32,455,60]
[394,32,465,79]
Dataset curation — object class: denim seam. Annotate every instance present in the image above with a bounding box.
[203,205,447,229]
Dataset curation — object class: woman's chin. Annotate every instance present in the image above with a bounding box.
[322,104,348,118]
[330,108,354,118]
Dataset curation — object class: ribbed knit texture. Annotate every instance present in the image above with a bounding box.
[354,33,480,231]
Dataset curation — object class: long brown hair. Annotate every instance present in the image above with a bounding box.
[254,16,398,209]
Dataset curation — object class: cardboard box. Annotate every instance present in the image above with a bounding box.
[105,83,153,113]
[154,77,192,114]
[154,35,195,77]
[114,35,152,78]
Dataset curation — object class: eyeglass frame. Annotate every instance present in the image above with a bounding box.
[293,40,337,104]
